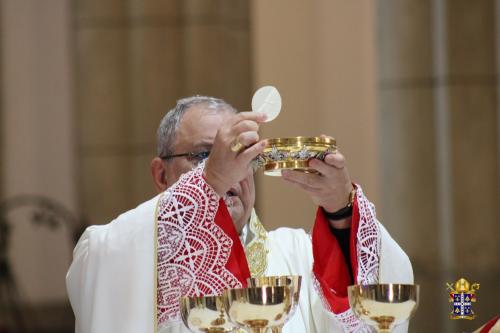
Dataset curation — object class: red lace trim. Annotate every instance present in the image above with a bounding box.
[156,166,249,327]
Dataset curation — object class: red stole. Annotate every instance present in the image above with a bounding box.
[312,197,360,314]
[215,199,251,286]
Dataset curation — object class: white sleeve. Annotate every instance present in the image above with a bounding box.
[379,223,414,333]
[379,223,414,284]
[65,197,157,333]
[66,225,105,333]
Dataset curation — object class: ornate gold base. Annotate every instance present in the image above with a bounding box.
[263,160,319,176]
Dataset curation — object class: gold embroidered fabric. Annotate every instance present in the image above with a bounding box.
[244,209,269,277]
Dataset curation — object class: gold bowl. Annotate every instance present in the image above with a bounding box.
[224,286,294,333]
[247,275,301,307]
[180,295,237,333]
[246,276,302,333]
[255,136,337,176]
[347,284,419,333]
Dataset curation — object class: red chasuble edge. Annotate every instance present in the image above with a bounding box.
[215,198,251,286]
[312,193,361,314]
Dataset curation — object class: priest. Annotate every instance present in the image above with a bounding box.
[66,96,413,333]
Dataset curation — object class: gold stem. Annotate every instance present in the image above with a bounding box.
[250,329,269,333]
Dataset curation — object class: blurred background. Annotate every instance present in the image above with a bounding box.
[0,0,498,332]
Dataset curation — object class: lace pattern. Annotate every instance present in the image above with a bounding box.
[312,276,374,333]
[156,165,242,328]
[335,185,380,332]
[354,186,380,285]
[336,310,375,333]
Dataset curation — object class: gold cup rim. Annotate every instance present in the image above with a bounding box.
[247,275,302,285]
[224,285,289,294]
[180,294,225,302]
[348,284,420,306]
[265,136,336,147]
[348,283,420,290]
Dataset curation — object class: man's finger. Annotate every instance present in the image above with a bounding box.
[308,159,335,177]
[282,176,324,194]
[239,172,253,200]
[320,134,335,140]
[231,120,259,136]
[324,152,346,169]
[238,139,266,164]
[281,170,324,189]
[233,111,267,125]
[237,131,259,147]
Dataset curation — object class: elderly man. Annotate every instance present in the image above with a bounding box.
[66,96,413,333]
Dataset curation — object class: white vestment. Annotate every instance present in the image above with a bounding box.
[67,170,413,333]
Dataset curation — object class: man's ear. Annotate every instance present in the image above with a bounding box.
[151,157,168,193]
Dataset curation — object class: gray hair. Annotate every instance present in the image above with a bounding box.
[156,95,237,157]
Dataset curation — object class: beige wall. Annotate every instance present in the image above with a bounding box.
[76,0,253,228]
[252,0,380,231]
[0,0,76,304]
[377,0,500,331]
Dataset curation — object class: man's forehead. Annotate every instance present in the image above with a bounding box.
[174,105,233,149]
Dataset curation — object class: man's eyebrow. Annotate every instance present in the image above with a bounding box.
[192,141,213,150]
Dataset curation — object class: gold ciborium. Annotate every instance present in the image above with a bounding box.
[255,136,336,176]
[224,286,293,333]
[180,295,237,333]
[347,284,419,333]
[247,276,302,333]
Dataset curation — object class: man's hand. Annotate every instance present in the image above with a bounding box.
[204,112,267,196]
[281,149,354,228]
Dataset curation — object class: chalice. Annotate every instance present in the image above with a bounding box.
[247,276,302,333]
[180,295,238,333]
[224,286,294,333]
[347,284,419,333]
[255,136,337,176]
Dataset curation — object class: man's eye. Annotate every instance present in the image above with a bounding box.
[195,151,210,160]
[189,151,210,164]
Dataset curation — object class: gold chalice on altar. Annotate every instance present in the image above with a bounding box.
[347,284,419,333]
[224,286,294,333]
[180,295,237,333]
[247,276,302,333]
[254,136,336,176]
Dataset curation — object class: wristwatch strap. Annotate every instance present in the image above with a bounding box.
[322,187,356,220]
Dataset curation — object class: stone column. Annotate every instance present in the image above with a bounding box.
[446,0,499,330]
[377,1,440,331]
[377,0,499,331]
[76,1,138,226]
